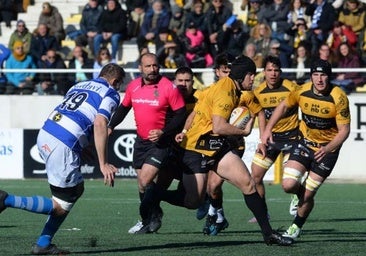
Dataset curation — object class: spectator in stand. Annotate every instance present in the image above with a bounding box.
[222,19,250,58]
[266,39,292,68]
[204,0,233,58]
[184,0,206,32]
[155,27,181,66]
[331,42,363,94]
[5,41,36,95]
[0,0,18,28]
[0,44,11,94]
[245,0,263,31]
[169,4,186,37]
[287,0,311,29]
[258,0,291,43]
[305,0,336,56]
[8,20,32,54]
[290,43,311,85]
[35,49,68,95]
[94,0,128,61]
[38,2,65,44]
[93,47,116,79]
[75,0,103,57]
[67,45,94,91]
[128,2,146,39]
[247,23,272,59]
[338,0,366,36]
[315,43,336,65]
[182,21,214,68]
[326,21,358,56]
[243,41,263,69]
[136,0,171,51]
[288,18,310,49]
[30,23,60,66]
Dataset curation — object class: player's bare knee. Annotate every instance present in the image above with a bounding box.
[52,197,73,216]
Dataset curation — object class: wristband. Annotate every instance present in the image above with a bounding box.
[182,129,188,134]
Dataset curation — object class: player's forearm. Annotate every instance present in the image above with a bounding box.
[94,116,109,166]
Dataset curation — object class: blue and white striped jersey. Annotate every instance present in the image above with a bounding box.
[42,78,120,152]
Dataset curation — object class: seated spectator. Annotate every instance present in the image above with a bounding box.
[94,0,128,60]
[0,44,11,94]
[247,23,272,58]
[182,22,213,68]
[305,0,336,56]
[243,41,263,68]
[338,0,366,35]
[204,0,233,58]
[331,42,363,94]
[222,19,250,58]
[5,41,37,95]
[290,43,311,85]
[245,0,264,31]
[136,0,171,50]
[326,21,358,56]
[8,20,32,54]
[184,0,206,32]
[30,23,60,66]
[314,43,336,66]
[266,39,292,68]
[287,0,311,29]
[288,17,310,49]
[93,47,116,79]
[38,2,66,44]
[67,46,94,89]
[35,49,68,95]
[169,4,186,37]
[127,2,146,39]
[75,0,104,57]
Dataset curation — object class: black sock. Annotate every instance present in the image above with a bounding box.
[139,184,156,222]
[244,192,272,237]
[293,215,307,228]
[209,196,222,209]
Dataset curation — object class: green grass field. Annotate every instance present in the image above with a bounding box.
[0,179,365,256]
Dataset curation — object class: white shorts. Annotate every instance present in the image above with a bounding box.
[37,129,84,188]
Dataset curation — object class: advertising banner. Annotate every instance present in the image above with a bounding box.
[0,129,23,179]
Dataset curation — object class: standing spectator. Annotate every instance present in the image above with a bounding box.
[108,53,186,234]
[8,19,32,54]
[5,41,36,95]
[38,2,65,44]
[305,0,336,56]
[136,0,171,51]
[338,0,366,35]
[0,63,125,255]
[262,59,350,240]
[94,0,128,60]
[93,47,116,79]
[0,44,11,94]
[67,45,94,91]
[35,48,68,95]
[204,0,233,58]
[30,23,60,66]
[75,0,103,57]
[331,42,363,94]
[326,21,358,56]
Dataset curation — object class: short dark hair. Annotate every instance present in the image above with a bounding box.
[262,55,282,69]
[99,63,125,81]
[175,66,194,77]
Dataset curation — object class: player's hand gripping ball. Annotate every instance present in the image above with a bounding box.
[229,106,251,129]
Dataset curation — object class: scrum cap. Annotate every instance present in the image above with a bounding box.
[311,59,332,77]
[229,55,256,81]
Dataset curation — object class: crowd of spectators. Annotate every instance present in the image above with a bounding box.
[1,0,366,95]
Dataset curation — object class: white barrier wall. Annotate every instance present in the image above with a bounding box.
[0,94,365,181]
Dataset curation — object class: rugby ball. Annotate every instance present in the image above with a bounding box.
[229,106,251,129]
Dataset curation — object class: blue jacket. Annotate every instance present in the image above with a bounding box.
[5,54,36,87]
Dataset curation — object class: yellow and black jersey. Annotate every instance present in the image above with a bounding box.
[239,90,262,115]
[182,77,239,156]
[254,79,299,136]
[285,82,351,150]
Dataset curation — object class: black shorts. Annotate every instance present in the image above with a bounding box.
[288,142,340,178]
[50,182,84,203]
[265,139,297,162]
[133,136,171,169]
[181,149,213,175]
